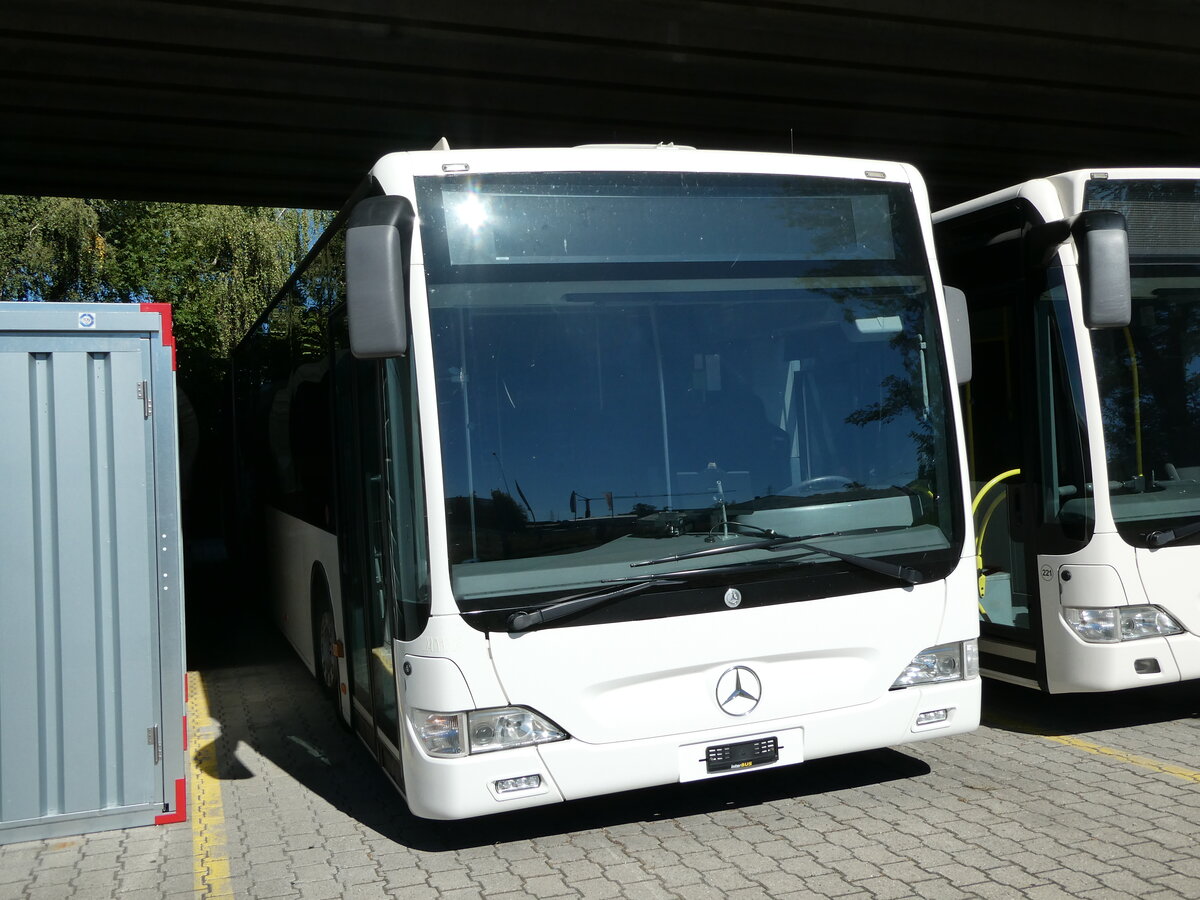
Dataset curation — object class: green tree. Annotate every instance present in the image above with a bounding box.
[0,197,331,370]
[0,197,108,301]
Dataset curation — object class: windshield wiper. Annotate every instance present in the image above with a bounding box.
[499,537,921,634]
[631,533,924,584]
[1145,519,1200,548]
[507,576,686,633]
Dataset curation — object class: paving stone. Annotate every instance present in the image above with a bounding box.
[912,878,973,900]
[623,881,678,900]
[68,868,119,892]
[426,869,477,892]
[749,869,808,894]
[573,877,623,899]
[850,875,917,900]
[296,878,348,899]
[963,885,1035,900]
[385,885,440,899]
[802,871,862,897]
[340,882,391,899]
[673,885,727,900]
[28,866,76,887]
[470,871,525,893]
[107,889,172,900]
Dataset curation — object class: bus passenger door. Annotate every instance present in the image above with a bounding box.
[966,261,1093,689]
[966,300,1039,663]
[332,319,403,777]
[940,201,1069,689]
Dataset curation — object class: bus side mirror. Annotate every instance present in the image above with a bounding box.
[943,285,972,384]
[346,195,415,358]
[1027,209,1131,330]
[1072,209,1131,329]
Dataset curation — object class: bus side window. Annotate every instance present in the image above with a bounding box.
[1038,274,1094,544]
[385,355,431,643]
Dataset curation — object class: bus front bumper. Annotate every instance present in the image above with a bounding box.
[400,678,980,820]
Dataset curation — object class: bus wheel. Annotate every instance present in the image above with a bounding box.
[313,594,350,730]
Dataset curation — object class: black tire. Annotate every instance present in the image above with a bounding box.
[312,582,351,730]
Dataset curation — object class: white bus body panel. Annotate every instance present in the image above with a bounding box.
[1138,545,1200,635]
[488,582,947,743]
[264,509,347,702]
[1037,533,1200,692]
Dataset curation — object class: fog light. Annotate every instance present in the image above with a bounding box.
[1134,658,1161,674]
[495,774,542,794]
[916,708,949,726]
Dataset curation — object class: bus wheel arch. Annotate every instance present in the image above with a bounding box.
[310,564,349,728]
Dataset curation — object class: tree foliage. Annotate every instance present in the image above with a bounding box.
[0,196,332,371]
[0,197,107,302]
[0,196,335,537]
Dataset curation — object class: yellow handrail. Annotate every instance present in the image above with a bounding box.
[971,468,1021,608]
[971,468,1022,515]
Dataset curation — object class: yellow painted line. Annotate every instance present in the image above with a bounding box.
[1041,733,1200,783]
[986,711,1200,783]
[189,671,235,898]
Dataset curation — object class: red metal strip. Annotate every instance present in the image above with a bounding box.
[182,715,189,752]
[155,777,188,825]
[139,302,177,371]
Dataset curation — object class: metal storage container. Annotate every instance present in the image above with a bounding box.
[0,302,187,843]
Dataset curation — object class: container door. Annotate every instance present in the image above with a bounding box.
[0,334,164,834]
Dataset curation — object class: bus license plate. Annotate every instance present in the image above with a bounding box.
[705,736,779,773]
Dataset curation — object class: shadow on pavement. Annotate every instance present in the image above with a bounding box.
[425,748,930,851]
[981,677,1200,736]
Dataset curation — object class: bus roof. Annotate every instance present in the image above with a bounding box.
[370,144,923,187]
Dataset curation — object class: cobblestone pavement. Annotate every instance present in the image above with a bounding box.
[4,619,1200,899]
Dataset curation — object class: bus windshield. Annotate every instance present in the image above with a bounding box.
[417,172,962,605]
[1088,179,1200,538]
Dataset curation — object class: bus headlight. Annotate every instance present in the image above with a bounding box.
[411,710,466,757]
[891,640,978,689]
[1063,606,1184,643]
[467,708,568,754]
[411,707,568,757]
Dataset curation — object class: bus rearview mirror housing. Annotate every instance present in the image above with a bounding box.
[1071,210,1131,330]
[943,285,971,384]
[346,195,415,358]
[1029,210,1131,330]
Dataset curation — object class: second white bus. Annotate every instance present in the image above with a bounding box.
[935,168,1200,693]
[234,143,980,819]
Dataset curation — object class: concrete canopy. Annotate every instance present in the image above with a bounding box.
[6,0,1200,210]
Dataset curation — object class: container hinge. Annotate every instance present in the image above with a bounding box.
[137,381,152,418]
[147,725,162,764]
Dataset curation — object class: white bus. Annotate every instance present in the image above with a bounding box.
[233,143,980,820]
[935,168,1200,693]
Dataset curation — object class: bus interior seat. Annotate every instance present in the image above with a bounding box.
[1165,464,1200,481]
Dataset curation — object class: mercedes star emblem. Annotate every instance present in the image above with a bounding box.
[716,665,762,716]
